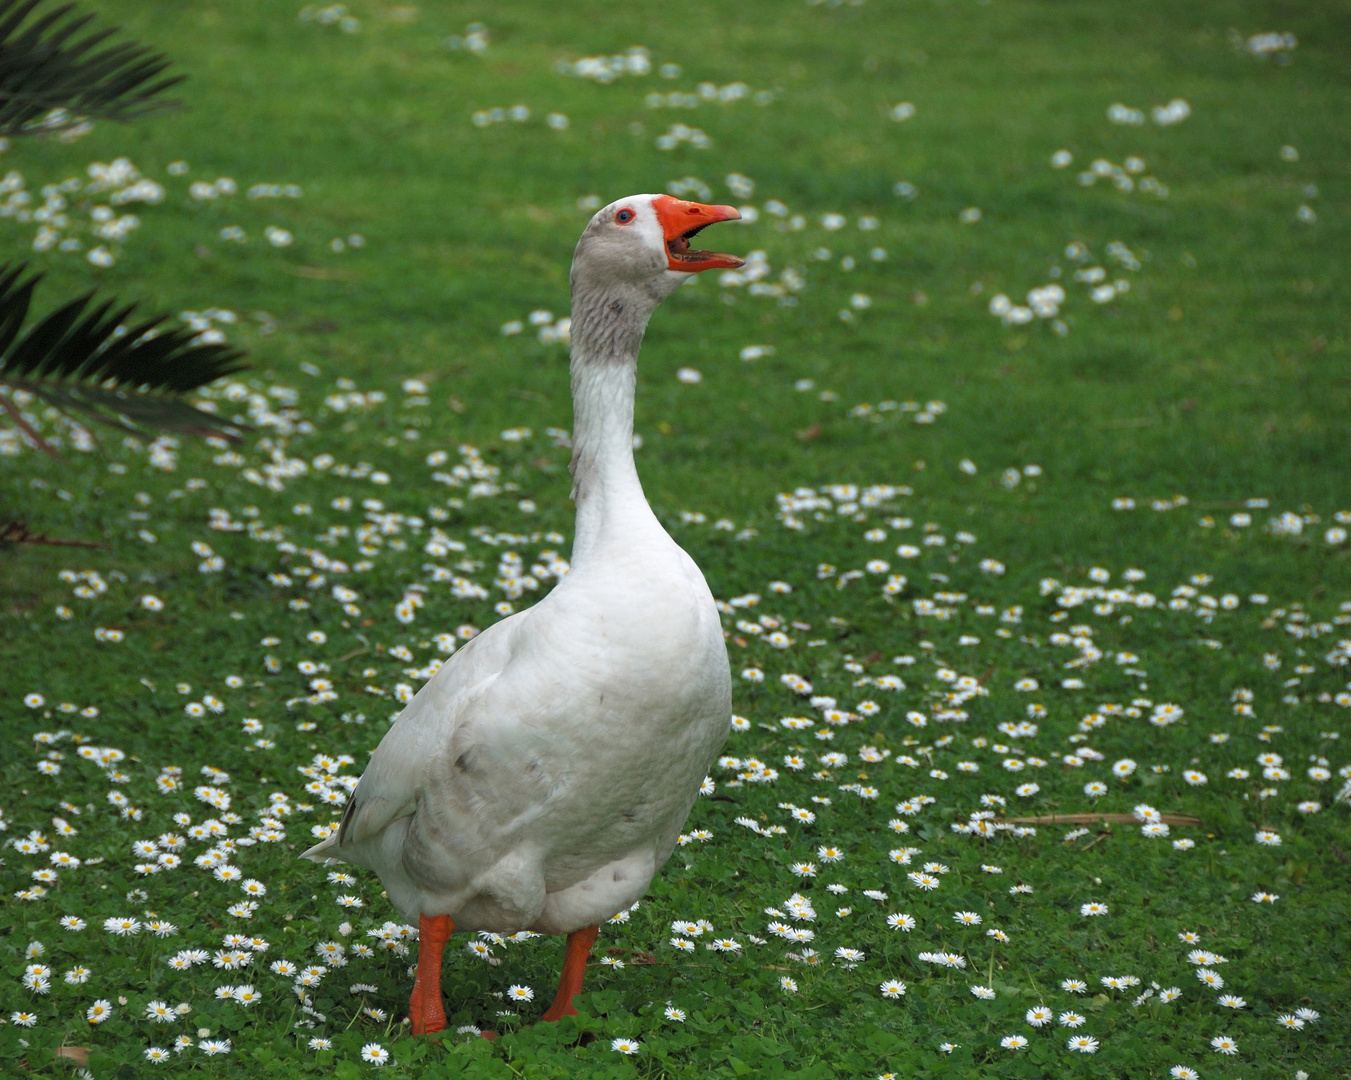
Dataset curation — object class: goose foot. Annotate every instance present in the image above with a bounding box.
[409,913,454,1035]
[541,924,599,1022]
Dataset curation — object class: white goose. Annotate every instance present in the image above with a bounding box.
[303,194,745,1033]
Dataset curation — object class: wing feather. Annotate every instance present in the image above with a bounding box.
[299,618,519,862]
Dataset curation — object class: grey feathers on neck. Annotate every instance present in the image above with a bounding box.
[565,283,654,503]
[568,284,652,369]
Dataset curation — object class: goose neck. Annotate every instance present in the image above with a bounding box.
[567,286,660,562]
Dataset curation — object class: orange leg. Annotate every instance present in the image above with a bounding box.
[540,925,599,1022]
[409,914,453,1036]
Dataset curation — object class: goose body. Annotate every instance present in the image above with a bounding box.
[310,487,730,934]
[302,194,746,1029]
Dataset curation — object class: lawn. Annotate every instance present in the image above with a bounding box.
[1,0,1349,1076]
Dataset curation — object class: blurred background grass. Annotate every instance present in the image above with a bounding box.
[2,0,1347,600]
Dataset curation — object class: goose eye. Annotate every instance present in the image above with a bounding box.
[615,208,635,224]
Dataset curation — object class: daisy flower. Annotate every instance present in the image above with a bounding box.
[970,986,996,1000]
[1000,1035,1028,1050]
[212,950,250,970]
[664,1006,686,1021]
[879,979,907,999]
[610,1037,641,1054]
[1210,1034,1238,1055]
[1067,1035,1099,1053]
[918,951,966,969]
[507,985,534,1002]
[360,1042,390,1064]
[316,941,346,962]
[86,999,113,1024]
[1025,1005,1053,1027]
[886,913,916,932]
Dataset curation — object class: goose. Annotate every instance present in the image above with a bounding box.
[303,194,746,1034]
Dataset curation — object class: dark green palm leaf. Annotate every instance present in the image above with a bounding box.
[0,262,249,447]
[0,0,184,135]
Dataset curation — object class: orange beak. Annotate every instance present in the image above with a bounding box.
[652,195,746,272]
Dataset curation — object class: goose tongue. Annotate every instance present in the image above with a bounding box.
[652,195,745,272]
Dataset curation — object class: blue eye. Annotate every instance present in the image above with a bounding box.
[615,209,635,224]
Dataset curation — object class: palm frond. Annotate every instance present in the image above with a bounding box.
[0,0,184,136]
[0,262,249,448]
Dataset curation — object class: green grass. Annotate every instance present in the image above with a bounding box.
[2,0,1349,1076]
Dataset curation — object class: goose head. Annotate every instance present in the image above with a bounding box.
[571,194,745,303]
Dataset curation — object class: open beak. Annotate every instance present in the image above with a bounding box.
[653,195,745,272]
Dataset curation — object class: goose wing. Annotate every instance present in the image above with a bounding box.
[301,615,535,861]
